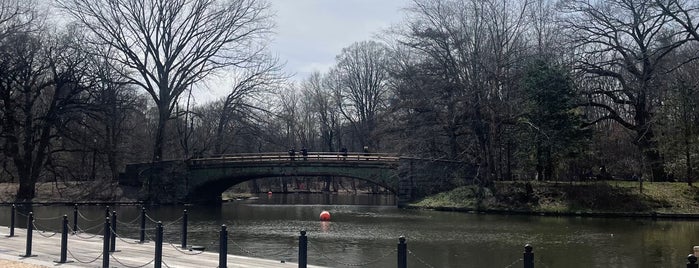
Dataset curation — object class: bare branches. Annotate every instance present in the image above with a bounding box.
[56,0,274,160]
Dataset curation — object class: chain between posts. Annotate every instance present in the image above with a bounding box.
[77,210,101,222]
[407,249,436,268]
[110,254,156,268]
[167,242,206,255]
[66,248,103,264]
[504,258,523,268]
[31,222,58,238]
[67,225,104,240]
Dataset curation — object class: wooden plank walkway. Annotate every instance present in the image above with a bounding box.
[0,226,325,268]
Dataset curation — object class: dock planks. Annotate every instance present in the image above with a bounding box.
[0,226,325,268]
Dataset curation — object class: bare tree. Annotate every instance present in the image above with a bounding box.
[56,0,274,162]
[213,56,284,154]
[561,0,690,181]
[331,40,391,150]
[0,26,95,200]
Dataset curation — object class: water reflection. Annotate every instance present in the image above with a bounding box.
[0,194,698,267]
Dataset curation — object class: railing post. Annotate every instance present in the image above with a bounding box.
[55,215,70,263]
[139,207,146,243]
[72,204,78,234]
[397,236,406,268]
[523,244,534,268]
[298,230,307,268]
[8,204,15,237]
[105,206,110,219]
[219,224,228,268]
[102,217,110,268]
[21,212,35,257]
[688,254,698,268]
[181,209,188,249]
[155,221,163,268]
[110,211,117,252]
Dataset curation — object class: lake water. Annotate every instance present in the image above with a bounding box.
[1,194,698,267]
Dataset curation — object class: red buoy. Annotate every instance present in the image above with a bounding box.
[319,211,331,221]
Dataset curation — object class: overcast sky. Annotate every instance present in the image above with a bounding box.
[191,0,411,103]
[268,0,409,81]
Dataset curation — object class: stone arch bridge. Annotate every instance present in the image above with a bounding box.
[119,152,468,207]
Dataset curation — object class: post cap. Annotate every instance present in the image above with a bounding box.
[399,236,406,243]
[525,244,533,253]
[300,230,306,236]
[689,254,697,264]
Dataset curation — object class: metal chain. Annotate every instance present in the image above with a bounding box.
[110,226,142,245]
[66,248,103,264]
[77,221,106,232]
[31,222,58,238]
[161,215,184,227]
[144,214,159,223]
[309,241,396,267]
[32,214,65,221]
[504,258,523,268]
[162,260,172,268]
[167,242,207,255]
[408,249,436,268]
[116,215,141,225]
[68,225,103,240]
[110,254,155,268]
[77,210,101,222]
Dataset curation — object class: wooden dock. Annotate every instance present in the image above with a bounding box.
[0,226,325,268]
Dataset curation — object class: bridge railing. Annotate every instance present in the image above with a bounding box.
[189,152,400,166]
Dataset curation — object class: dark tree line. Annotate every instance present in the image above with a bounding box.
[3,0,699,201]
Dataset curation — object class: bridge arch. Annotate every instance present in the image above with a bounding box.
[185,159,399,202]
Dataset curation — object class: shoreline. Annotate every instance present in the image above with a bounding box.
[405,205,699,220]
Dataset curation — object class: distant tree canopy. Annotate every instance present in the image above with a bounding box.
[3,0,699,201]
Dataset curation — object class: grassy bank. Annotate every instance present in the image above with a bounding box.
[412,181,699,215]
[0,182,140,203]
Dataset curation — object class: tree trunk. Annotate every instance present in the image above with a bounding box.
[636,128,666,182]
[153,102,171,162]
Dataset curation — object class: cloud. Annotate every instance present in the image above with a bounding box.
[269,0,408,80]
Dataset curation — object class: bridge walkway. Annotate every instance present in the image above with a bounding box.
[188,152,400,166]
[0,226,325,268]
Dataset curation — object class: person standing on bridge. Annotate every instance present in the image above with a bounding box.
[289,147,296,161]
[340,147,348,159]
[301,147,308,160]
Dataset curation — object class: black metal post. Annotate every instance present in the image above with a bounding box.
[688,254,698,268]
[102,217,110,268]
[72,204,78,234]
[105,206,110,218]
[181,209,188,249]
[8,204,15,237]
[21,212,35,257]
[397,236,407,268]
[139,207,146,243]
[298,230,307,268]
[524,244,534,268]
[110,211,117,252]
[155,221,163,268]
[219,225,228,268]
[55,215,69,263]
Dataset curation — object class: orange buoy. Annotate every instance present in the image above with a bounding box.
[319,211,331,221]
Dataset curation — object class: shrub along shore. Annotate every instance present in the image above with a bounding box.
[410,181,699,218]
